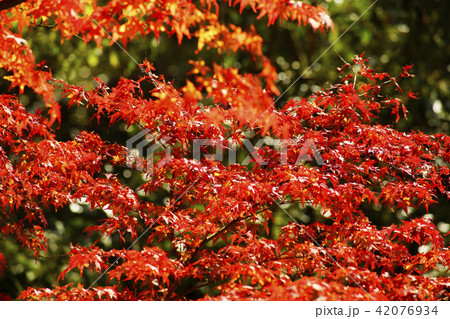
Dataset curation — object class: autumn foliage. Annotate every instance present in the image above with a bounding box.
[1,0,450,300]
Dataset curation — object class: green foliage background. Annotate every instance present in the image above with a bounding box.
[1,0,449,299]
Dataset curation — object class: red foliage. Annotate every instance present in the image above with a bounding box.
[1,0,449,301]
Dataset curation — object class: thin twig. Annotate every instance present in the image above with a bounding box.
[0,125,27,145]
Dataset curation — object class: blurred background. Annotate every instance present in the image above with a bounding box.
[0,0,449,299]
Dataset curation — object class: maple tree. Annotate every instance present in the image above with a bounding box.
[1,0,450,301]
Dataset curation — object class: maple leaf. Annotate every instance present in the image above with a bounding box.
[1,0,450,302]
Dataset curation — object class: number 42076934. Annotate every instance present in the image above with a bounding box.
[376,306,438,316]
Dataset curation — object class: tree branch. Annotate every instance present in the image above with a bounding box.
[0,125,27,145]
[163,212,258,300]
[0,0,28,11]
